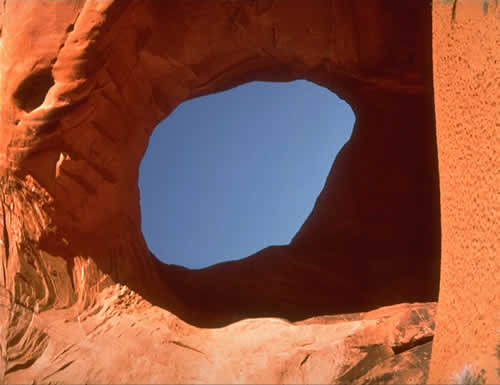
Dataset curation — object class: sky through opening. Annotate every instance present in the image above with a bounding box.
[139,80,354,269]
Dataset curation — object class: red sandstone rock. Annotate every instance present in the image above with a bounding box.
[428,2,500,384]
[1,0,494,383]
[0,0,438,313]
[3,284,436,384]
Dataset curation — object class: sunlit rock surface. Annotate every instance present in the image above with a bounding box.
[4,0,491,383]
[4,286,436,384]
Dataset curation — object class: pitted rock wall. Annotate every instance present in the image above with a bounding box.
[428,2,499,383]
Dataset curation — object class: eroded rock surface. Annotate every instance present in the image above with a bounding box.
[428,3,500,383]
[0,0,440,382]
[4,286,436,384]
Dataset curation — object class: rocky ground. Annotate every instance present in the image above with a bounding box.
[3,283,436,384]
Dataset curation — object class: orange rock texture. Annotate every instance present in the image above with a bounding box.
[428,2,499,384]
[3,288,436,384]
[0,0,492,383]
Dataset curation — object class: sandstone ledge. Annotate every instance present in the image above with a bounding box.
[4,283,436,384]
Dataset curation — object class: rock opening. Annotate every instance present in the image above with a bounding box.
[12,68,54,113]
[139,80,354,269]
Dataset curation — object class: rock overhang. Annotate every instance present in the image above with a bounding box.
[1,0,439,336]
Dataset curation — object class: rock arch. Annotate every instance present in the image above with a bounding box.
[0,0,450,383]
[0,0,439,324]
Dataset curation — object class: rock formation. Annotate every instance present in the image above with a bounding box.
[3,287,436,384]
[428,2,499,383]
[2,0,486,383]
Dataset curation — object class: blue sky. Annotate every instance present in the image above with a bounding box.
[139,80,354,269]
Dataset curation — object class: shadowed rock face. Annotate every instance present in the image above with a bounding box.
[0,0,441,382]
